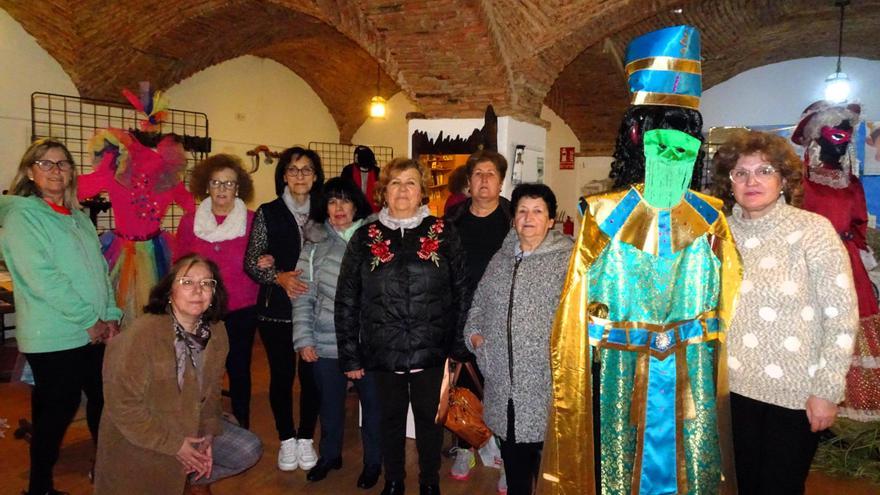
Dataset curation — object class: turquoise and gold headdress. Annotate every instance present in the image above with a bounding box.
[625,25,701,110]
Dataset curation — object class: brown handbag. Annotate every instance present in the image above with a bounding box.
[435,358,492,448]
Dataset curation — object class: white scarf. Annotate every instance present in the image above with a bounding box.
[193,197,248,242]
[282,188,311,229]
[378,205,430,234]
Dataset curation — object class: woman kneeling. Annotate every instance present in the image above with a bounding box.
[95,254,262,494]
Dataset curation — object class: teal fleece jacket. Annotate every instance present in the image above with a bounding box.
[0,196,122,353]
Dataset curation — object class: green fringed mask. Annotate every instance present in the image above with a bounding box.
[643,129,701,208]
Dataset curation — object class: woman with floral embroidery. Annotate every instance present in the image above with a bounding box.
[336,158,471,495]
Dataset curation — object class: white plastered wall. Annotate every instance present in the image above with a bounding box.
[165,55,340,207]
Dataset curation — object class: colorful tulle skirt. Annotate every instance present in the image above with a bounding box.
[100,230,172,322]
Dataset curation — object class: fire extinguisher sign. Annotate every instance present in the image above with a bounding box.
[559,147,575,170]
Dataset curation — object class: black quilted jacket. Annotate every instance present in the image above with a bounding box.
[335,216,471,372]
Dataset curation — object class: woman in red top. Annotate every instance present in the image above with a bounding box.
[175,154,260,428]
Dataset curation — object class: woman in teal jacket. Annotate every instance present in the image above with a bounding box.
[0,138,122,495]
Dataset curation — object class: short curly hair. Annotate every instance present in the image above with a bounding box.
[374,158,430,207]
[189,154,254,202]
[711,130,803,212]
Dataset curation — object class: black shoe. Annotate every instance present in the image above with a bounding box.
[380,479,405,495]
[419,483,440,495]
[357,464,382,489]
[306,457,342,482]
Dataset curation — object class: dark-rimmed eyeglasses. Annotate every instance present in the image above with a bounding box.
[208,179,238,190]
[729,165,779,184]
[176,277,218,292]
[286,167,315,178]
[33,159,74,172]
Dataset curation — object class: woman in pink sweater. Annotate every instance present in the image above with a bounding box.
[176,154,260,429]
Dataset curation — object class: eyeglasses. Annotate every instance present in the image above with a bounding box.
[33,159,74,172]
[176,277,218,292]
[208,179,238,190]
[729,165,779,184]
[286,167,315,178]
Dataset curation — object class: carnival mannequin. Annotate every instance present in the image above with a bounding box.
[78,88,195,321]
[793,101,880,420]
[539,26,739,495]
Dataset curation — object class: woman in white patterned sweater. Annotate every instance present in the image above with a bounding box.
[713,130,858,494]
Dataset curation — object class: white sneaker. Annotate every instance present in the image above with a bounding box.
[497,464,507,494]
[278,437,299,471]
[297,438,318,470]
[450,447,476,480]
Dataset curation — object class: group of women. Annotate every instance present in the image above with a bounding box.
[1,127,863,495]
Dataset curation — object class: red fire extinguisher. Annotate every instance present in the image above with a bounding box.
[563,216,574,236]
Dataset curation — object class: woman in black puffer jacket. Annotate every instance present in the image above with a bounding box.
[336,158,471,495]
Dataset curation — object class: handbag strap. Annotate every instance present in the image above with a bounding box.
[450,361,484,398]
[450,359,464,385]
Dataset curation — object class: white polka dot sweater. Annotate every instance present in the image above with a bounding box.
[727,200,858,410]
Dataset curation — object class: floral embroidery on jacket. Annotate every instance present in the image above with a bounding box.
[417,218,444,266]
[368,223,394,270]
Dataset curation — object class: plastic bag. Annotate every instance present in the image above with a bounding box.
[478,435,503,469]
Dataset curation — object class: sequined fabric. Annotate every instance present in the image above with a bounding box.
[841,314,880,421]
[539,186,740,495]
[591,237,721,494]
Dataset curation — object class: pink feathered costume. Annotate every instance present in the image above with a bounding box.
[78,129,194,321]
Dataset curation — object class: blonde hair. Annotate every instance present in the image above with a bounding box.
[9,138,80,209]
[374,158,430,207]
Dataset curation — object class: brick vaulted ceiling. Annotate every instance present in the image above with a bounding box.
[2,0,879,151]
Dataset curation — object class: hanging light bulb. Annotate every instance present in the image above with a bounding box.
[824,0,852,103]
[370,96,386,118]
[370,52,386,119]
[824,71,851,103]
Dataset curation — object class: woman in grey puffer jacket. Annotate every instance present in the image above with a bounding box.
[463,183,573,495]
[291,178,382,488]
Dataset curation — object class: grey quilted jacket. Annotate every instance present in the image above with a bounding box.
[463,228,572,443]
[292,220,360,358]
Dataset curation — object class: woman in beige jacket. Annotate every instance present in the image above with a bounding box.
[95,254,261,494]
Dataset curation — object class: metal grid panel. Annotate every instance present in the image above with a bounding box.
[30,92,209,233]
[308,142,394,178]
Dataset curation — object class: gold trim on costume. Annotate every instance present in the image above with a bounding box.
[675,346,692,494]
[625,56,701,77]
[537,187,743,495]
[630,352,650,495]
[588,311,718,359]
[631,91,701,110]
[588,185,713,257]
[537,199,610,495]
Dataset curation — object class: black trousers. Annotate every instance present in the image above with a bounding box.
[224,306,258,428]
[25,343,104,494]
[499,399,543,495]
[374,367,444,485]
[257,319,319,440]
[731,392,820,495]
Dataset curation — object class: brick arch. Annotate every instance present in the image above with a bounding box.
[0,0,399,142]
[543,0,880,154]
